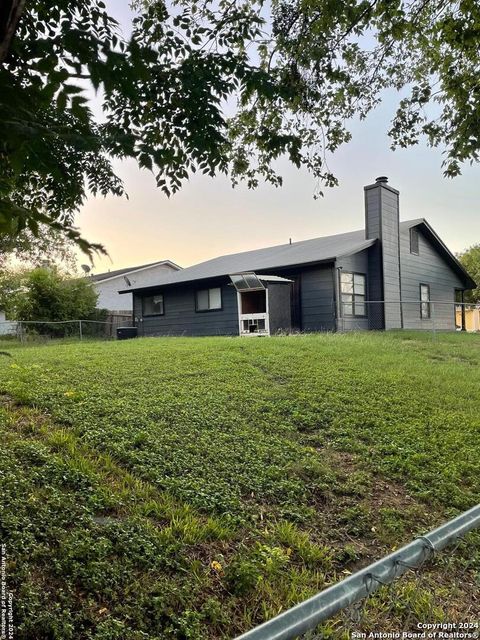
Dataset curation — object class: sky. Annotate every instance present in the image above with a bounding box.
[77,2,480,274]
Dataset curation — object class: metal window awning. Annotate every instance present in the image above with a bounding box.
[229,272,265,291]
[229,272,293,291]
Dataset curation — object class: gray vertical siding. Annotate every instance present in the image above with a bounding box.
[336,249,370,330]
[364,187,384,329]
[380,187,402,329]
[134,280,239,336]
[365,187,381,240]
[365,182,402,329]
[133,266,337,337]
[366,243,384,329]
[300,265,336,331]
[267,283,292,334]
[133,292,142,322]
[399,227,464,330]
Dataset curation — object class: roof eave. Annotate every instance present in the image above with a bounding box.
[119,257,340,294]
[408,219,476,289]
[92,260,181,284]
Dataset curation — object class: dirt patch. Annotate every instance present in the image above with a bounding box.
[0,394,14,407]
[304,449,433,570]
[327,449,429,523]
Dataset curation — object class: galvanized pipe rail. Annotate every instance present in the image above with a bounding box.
[235,504,480,640]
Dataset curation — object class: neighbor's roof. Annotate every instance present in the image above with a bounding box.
[90,260,181,283]
[120,228,375,293]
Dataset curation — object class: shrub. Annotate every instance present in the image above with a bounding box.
[13,267,100,336]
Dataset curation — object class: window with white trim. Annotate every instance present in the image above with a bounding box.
[143,294,164,316]
[420,283,430,319]
[340,272,366,317]
[196,287,222,311]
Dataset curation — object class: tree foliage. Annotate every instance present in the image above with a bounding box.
[1,0,479,253]
[1,266,100,335]
[458,244,480,302]
[0,223,78,270]
[270,0,480,176]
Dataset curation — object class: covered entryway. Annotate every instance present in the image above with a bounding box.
[238,288,269,335]
[229,273,293,336]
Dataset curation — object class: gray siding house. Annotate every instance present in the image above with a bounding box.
[121,177,475,336]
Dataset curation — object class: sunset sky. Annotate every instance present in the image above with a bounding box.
[78,2,480,274]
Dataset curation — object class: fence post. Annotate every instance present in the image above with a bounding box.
[79,320,83,341]
[431,302,436,338]
[19,321,24,344]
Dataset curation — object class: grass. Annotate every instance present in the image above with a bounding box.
[0,331,479,639]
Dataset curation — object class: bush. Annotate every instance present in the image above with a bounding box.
[13,267,100,336]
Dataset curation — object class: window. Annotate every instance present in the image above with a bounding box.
[242,318,266,333]
[420,284,430,319]
[410,227,419,255]
[143,294,164,316]
[340,272,366,316]
[241,290,266,314]
[196,287,222,311]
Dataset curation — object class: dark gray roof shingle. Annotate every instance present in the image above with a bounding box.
[119,218,475,293]
[120,228,376,292]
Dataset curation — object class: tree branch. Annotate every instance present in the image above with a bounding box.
[0,0,26,64]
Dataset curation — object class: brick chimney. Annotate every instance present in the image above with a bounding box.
[364,176,402,329]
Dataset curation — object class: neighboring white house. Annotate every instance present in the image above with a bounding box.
[0,309,18,336]
[90,260,181,313]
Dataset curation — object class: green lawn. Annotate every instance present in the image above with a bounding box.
[0,332,479,639]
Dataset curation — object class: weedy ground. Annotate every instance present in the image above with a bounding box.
[0,331,479,639]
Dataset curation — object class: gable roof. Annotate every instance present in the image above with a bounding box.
[91,260,181,283]
[120,229,376,293]
[120,218,475,294]
[402,219,476,289]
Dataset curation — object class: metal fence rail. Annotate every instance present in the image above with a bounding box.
[235,504,480,640]
[0,316,133,341]
[339,301,480,334]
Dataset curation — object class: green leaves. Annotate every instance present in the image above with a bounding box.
[1,333,480,635]
[457,244,480,303]
[271,0,480,179]
[2,0,479,256]
[7,266,99,331]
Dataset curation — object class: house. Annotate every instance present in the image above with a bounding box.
[0,309,17,336]
[456,305,480,332]
[120,177,475,336]
[90,260,181,313]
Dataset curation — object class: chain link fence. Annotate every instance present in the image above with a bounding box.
[338,301,480,334]
[306,535,479,639]
[236,505,480,640]
[0,315,133,342]
[1,303,478,341]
